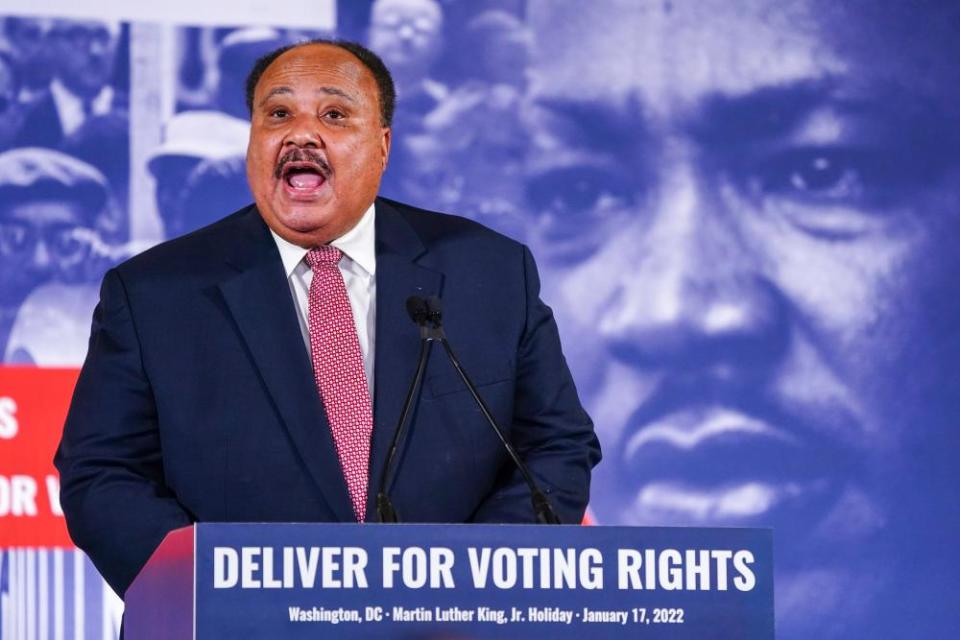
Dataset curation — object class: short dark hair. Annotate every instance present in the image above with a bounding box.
[244,38,396,128]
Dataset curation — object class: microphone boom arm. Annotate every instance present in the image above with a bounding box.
[377,294,562,525]
[437,336,562,525]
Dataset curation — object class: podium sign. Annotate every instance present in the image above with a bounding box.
[126,523,773,639]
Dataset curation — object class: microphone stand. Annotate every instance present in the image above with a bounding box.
[427,297,561,525]
[376,298,438,523]
[377,296,562,525]
[435,344,561,524]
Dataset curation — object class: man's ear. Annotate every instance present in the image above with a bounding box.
[380,127,392,169]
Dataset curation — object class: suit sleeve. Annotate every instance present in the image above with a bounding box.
[54,268,193,597]
[469,245,601,524]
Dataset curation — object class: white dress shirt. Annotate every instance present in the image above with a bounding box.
[270,203,377,397]
[49,78,116,137]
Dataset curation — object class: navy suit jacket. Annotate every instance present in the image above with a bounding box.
[55,198,600,597]
[14,92,66,149]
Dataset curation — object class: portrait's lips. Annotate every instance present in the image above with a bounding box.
[617,403,853,528]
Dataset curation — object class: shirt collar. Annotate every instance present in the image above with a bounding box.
[270,202,377,278]
[50,78,114,136]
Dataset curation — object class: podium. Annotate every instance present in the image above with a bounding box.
[125,523,773,639]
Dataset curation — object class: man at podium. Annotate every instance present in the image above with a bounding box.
[55,39,600,598]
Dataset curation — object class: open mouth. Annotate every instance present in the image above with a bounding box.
[276,154,331,199]
[283,163,327,192]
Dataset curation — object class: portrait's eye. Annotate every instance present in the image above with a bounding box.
[0,223,31,254]
[754,148,867,204]
[734,143,946,238]
[413,17,436,33]
[526,165,634,259]
[50,227,86,260]
[268,107,289,119]
[324,109,345,120]
[747,143,943,211]
[527,166,631,219]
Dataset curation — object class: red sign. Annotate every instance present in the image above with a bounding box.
[0,365,80,547]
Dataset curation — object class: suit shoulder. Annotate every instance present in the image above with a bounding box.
[379,197,523,253]
[114,205,256,283]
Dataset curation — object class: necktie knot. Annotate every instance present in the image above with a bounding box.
[306,245,342,269]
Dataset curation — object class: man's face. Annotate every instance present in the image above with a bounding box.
[5,17,55,91]
[51,20,119,98]
[369,0,443,79]
[526,0,960,635]
[246,44,390,247]
[0,199,89,304]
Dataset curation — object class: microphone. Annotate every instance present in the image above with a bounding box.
[425,295,562,525]
[405,296,429,327]
[376,295,436,522]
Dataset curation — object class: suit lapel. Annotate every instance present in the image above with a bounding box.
[217,208,355,522]
[368,199,443,519]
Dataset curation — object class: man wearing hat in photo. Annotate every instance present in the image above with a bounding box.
[0,147,109,358]
[145,109,251,239]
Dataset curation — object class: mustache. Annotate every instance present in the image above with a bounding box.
[274,148,332,180]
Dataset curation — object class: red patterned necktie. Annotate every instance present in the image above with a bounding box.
[306,245,373,522]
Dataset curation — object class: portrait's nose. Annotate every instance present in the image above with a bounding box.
[602,160,787,379]
[397,23,416,41]
[30,238,54,274]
